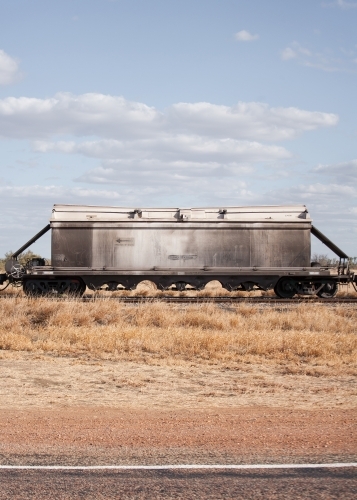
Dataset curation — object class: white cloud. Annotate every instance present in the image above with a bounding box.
[296,183,356,197]
[74,160,253,183]
[266,181,357,208]
[322,0,357,9]
[166,101,338,141]
[0,92,341,233]
[74,163,257,204]
[0,93,160,139]
[17,93,338,194]
[314,159,357,180]
[33,135,287,195]
[234,30,259,42]
[34,137,291,163]
[0,49,22,85]
[337,0,357,7]
[0,92,340,217]
[0,93,338,142]
[281,41,357,72]
[281,48,298,61]
[0,185,122,200]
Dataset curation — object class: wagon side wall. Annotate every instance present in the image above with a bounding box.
[50,222,311,269]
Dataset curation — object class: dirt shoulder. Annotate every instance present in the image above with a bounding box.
[1,352,356,465]
[1,407,356,465]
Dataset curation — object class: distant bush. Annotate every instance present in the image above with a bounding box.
[312,253,357,269]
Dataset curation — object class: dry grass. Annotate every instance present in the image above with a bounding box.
[0,296,356,375]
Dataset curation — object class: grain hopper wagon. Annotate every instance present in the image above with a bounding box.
[1,204,355,298]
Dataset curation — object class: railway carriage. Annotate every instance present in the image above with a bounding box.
[1,204,355,298]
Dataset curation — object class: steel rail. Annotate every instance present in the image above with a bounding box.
[80,295,357,304]
[0,295,356,304]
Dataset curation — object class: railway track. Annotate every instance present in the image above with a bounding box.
[82,295,357,304]
[1,294,356,305]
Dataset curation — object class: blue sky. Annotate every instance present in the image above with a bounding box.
[0,0,356,257]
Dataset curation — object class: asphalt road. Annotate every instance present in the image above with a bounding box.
[1,467,356,499]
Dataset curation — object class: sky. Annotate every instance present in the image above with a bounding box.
[0,0,356,258]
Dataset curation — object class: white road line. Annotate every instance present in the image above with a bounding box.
[0,463,356,470]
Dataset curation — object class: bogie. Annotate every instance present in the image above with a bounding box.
[274,278,339,299]
[23,278,86,297]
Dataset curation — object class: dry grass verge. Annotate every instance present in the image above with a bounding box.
[1,297,356,375]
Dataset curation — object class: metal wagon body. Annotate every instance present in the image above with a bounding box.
[51,204,311,268]
[1,204,355,297]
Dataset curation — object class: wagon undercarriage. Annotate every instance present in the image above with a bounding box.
[21,267,347,298]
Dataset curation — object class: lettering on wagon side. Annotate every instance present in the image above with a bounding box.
[168,255,197,261]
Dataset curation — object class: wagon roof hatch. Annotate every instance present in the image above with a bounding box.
[50,204,311,223]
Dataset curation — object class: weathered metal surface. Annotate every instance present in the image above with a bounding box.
[50,205,311,271]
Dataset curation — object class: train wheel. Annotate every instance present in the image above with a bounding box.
[66,279,86,297]
[317,281,337,298]
[274,278,296,298]
[175,281,187,291]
